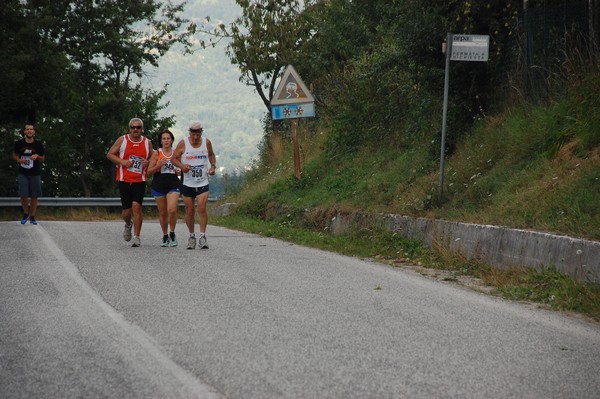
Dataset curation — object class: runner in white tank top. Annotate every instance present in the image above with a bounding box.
[181,135,209,188]
[172,121,216,250]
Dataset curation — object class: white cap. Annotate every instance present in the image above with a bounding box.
[189,121,203,130]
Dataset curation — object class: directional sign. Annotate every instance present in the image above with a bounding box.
[271,65,315,106]
[450,34,489,62]
[271,103,316,120]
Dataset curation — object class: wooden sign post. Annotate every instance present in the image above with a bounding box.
[271,65,316,179]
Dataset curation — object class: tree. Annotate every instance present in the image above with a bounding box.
[0,0,72,196]
[225,0,315,114]
[54,0,195,196]
[0,1,69,126]
[299,0,527,155]
[0,0,196,197]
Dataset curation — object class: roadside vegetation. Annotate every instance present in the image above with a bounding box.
[226,72,600,240]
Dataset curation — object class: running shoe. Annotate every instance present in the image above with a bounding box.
[123,223,132,241]
[198,235,208,249]
[20,214,29,225]
[187,236,196,250]
[132,236,141,247]
[170,232,177,247]
[29,216,37,225]
[161,235,170,247]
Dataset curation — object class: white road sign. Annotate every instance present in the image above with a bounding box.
[450,34,489,62]
[271,65,315,106]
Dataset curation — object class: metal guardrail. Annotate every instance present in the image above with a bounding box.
[0,197,216,207]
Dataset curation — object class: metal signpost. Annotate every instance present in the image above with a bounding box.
[271,65,316,179]
[439,33,489,199]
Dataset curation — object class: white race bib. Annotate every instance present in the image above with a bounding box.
[20,155,33,169]
[161,160,176,174]
[190,165,205,183]
[128,155,144,174]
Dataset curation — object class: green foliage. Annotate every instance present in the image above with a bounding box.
[295,0,526,157]
[496,267,600,318]
[564,73,600,151]
[0,0,70,124]
[0,0,194,197]
[221,0,597,172]
[220,0,600,240]
[430,71,600,238]
[223,0,314,112]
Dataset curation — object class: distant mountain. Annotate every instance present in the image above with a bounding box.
[141,0,266,174]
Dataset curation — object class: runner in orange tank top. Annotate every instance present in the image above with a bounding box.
[148,129,181,247]
[106,117,154,247]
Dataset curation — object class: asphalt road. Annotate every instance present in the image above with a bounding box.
[1,220,599,398]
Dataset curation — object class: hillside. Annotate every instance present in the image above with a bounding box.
[223,72,600,242]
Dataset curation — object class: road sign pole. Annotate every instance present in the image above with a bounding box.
[439,33,452,201]
[292,118,301,179]
[270,65,315,180]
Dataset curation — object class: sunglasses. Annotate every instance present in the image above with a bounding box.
[130,125,143,129]
[189,129,203,133]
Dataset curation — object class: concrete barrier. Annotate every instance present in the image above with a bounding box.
[381,214,600,284]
